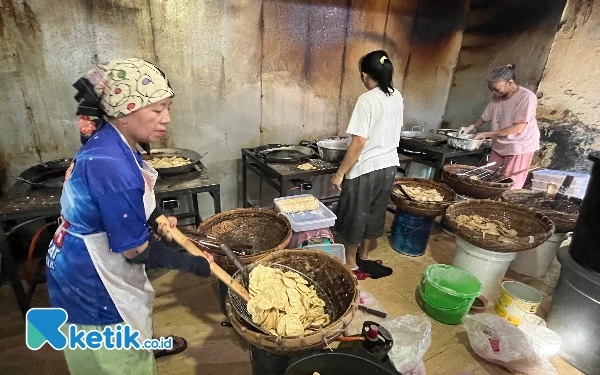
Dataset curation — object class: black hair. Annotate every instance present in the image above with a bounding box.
[487,64,516,82]
[359,50,394,96]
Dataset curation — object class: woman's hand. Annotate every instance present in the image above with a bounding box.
[157,216,177,242]
[203,251,215,264]
[472,132,492,140]
[332,172,344,191]
[458,124,475,136]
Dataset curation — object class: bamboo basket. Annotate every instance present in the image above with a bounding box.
[195,208,292,274]
[443,164,513,199]
[442,200,554,252]
[391,178,456,217]
[498,190,581,233]
[226,249,359,355]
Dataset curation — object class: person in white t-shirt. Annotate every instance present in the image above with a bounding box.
[332,50,403,277]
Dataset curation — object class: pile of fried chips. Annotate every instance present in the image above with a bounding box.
[456,214,518,237]
[277,196,320,213]
[246,265,330,336]
[395,185,444,202]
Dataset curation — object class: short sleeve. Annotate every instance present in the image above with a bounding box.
[513,93,536,124]
[346,95,372,138]
[481,103,493,122]
[84,155,148,252]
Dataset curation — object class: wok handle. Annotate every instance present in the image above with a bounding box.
[220,243,249,283]
[154,215,250,302]
[336,336,365,342]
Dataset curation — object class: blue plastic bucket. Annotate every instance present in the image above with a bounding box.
[390,211,435,256]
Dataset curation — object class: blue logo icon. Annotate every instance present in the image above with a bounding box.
[26,308,173,351]
[26,308,68,350]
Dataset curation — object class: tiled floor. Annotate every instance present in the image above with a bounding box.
[0,220,584,375]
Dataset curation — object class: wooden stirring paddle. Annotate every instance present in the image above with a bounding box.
[154,214,250,302]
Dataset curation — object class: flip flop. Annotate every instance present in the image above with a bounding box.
[358,255,383,265]
[356,256,393,279]
[352,269,371,280]
[154,335,188,359]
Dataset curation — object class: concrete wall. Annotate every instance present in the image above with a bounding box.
[444,0,566,130]
[536,0,600,172]
[0,0,470,210]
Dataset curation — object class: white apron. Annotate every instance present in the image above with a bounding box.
[61,127,158,345]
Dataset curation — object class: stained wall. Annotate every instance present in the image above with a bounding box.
[0,0,469,209]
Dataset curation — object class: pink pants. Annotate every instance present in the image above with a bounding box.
[489,150,534,189]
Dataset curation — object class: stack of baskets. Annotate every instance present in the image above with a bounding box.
[226,249,359,355]
[391,178,456,217]
[498,190,581,233]
[191,208,292,274]
[442,200,555,252]
[443,164,513,199]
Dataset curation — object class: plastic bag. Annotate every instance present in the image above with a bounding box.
[463,314,557,375]
[381,315,432,375]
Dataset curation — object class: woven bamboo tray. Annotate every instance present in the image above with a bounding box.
[442,200,554,252]
[196,208,292,274]
[226,249,359,355]
[498,190,581,233]
[443,164,513,199]
[391,178,456,217]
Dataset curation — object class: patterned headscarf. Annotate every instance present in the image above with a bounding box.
[73,58,174,144]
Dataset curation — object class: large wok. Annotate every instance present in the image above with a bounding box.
[400,126,448,150]
[142,148,203,175]
[17,158,73,189]
[254,144,316,164]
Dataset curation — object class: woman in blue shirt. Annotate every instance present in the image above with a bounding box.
[47,58,213,374]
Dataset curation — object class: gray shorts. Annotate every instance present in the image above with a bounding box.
[334,166,396,246]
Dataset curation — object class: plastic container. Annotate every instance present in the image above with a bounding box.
[302,243,346,264]
[419,264,482,310]
[519,322,562,360]
[418,288,473,325]
[274,194,337,232]
[494,281,542,326]
[547,246,600,374]
[452,237,517,301]
[509,233,567,277]
[390,212,435,256]
[531,326,562,360]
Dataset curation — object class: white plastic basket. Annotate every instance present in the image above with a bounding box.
[274,194,337,232]
[531,169,590,186]
[531,185,587,199]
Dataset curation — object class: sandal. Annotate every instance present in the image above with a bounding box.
[358,255,383,265]
[356,255,393,279]
[154,335,188,359]
[352,269,371,280]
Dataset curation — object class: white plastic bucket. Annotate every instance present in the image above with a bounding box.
[509,233,567,278]
[452,237,517,301]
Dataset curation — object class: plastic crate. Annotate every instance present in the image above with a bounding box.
[302,243,346,263]
[274,194,337,232]
[531,169,590,187]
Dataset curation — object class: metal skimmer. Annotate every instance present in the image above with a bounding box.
[228,263,336,336]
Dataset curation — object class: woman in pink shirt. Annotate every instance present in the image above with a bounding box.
[460,64,540,189]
